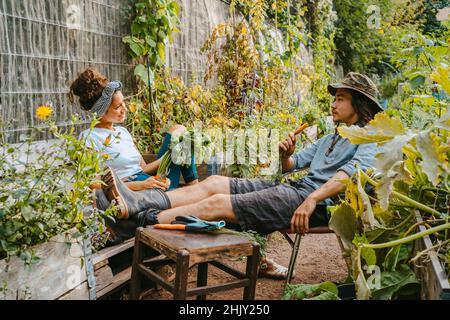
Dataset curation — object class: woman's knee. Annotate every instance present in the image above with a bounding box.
[168,124,186,134]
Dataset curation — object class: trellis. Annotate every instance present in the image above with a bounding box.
[0,0,231,143]
[0,0,136,142]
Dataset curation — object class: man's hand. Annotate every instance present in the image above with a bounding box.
[279,132,296,159]
[290,196,317,235]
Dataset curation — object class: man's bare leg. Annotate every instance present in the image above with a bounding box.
[157,193,238,224]
[165,175,231,208]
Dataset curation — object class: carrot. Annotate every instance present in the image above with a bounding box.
[154,174,160,180]
[154,224,186,231]
[294,122,309,136]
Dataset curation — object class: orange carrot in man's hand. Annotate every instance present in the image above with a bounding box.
[294,123,309,136]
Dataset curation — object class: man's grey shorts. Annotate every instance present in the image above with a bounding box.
[229,178,330,235]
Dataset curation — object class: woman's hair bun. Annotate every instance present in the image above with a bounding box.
[69,68,108,110]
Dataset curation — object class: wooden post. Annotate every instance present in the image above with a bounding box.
[196,262,208,300]
[173,249,190,300]
[243,243,259,300]
[130,227,145,300]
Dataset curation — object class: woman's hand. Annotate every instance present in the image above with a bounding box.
[279,132,296,160]
[290,196,317,235]
[144,176,168,191]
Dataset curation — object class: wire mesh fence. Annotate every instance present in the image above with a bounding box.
[0,0,230,143]
[1,0,135,142]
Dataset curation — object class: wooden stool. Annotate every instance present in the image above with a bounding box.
[130,226,260,300]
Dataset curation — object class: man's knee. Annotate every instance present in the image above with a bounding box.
[203,175,229,195]
[201,194,230,219]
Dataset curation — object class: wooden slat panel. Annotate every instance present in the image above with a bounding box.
[92,238,135,265]
[57,281,89,300]
[0,228,86,300]
[96,266,132,299]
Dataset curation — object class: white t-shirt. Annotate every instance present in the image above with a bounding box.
[79,126,143,179]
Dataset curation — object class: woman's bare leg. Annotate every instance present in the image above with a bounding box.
[165,175,231,208]
[157,194,238,224]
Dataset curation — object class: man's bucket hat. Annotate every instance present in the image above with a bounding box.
[327,72,384,113]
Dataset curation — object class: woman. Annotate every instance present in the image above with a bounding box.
[69,68,198,190]
[69,68,198,242]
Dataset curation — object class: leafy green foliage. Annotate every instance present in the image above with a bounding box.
[0,116,114,265]
[283,281,339,300]
[123,0,181,86]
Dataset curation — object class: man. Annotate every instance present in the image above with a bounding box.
[99,72,383,277]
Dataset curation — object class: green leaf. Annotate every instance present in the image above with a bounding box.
[383,244,410,271]
[135,3,146,10]
[134,64,154,86]
[329,202,357,246]
[157,42,165,61]
[371,265,419,300]
[361,246,376,266]
[129,42,143,57]
[168,1,180,15]
[409,75,425,90]
[21,205,34,222]
[145,35,156,48]
[282,282,339,300]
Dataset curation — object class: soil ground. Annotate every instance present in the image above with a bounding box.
[143,232,348,300]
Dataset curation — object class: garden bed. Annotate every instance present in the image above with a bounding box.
[413,213,450,300]
[0,228,86,300]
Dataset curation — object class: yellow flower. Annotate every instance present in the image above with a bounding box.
[378,29,384,34]
[36,105,53,120]
[102,153,111,160]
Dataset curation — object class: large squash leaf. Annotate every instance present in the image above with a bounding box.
[435,107,450,130]
[430,63,450,94]
[338,113,406,144]
[374,134,415,210]
[282,282,339,300]
[415,131,449,186]
[371,264,419,300]
[329,202,357,246]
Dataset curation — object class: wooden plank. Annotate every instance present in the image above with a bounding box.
[413,211,450,300]
[94,265,114,293]
[92,238,135,265]
[96,266,132,299]
[94,259,109,271]
[140,227,253,255]
[57,281,89,300]
[0,228,87,300]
